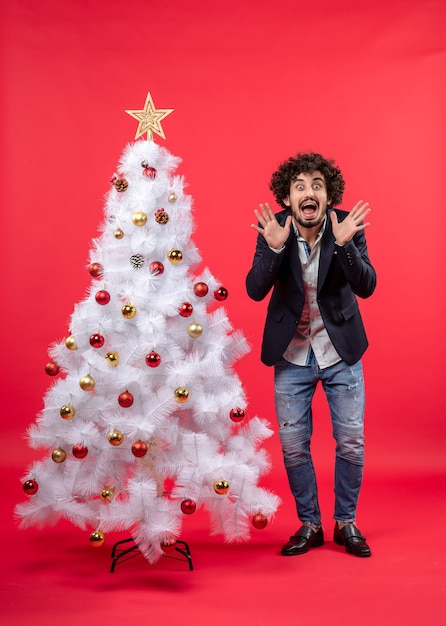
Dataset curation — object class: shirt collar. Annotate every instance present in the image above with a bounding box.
[293,216,327,243]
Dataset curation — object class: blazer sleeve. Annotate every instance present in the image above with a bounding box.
[334,227,376,299]
[246,210,292,302]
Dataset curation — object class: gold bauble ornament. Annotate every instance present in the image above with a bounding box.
[132,211,147,226]
[89,530,105,547]
[80,374,95,391]
[51,448,67,463]
[174,387,189,403]
[168,191,177,203]
[105,351,119,367]
[108,429,124,446]
[214,479,230,495]
[114,228,124,239]
[167,249,183,264]
[121,303,136,319]
[65,335,78,350]
[101,487,115,502]
[60,404,75,420]
[187,322,203,338]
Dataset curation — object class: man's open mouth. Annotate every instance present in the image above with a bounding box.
[300,199,318,217]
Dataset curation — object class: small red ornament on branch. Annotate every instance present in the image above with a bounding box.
[146,351,161,367]
[132,441,148,457]
[214,287,228,301]
[89,263,103,278]
[45,362,60,376]
[118,391,134,408]
[181,499,197,515]
[252,513,268,529]
[194,282,208,297]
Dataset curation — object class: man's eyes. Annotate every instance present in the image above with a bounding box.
[295,183,322,190]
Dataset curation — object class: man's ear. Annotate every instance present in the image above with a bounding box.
[283,196,290,207]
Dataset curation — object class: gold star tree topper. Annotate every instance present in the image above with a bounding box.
[125,92,174,140]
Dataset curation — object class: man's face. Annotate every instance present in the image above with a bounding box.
[283,170,331,230]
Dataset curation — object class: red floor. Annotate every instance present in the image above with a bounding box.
[3,453,445,626]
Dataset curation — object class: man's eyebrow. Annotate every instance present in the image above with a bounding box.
[292,176,325,182]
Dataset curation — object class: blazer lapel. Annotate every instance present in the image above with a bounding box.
[286,231,305,290]
[317,213,335,293]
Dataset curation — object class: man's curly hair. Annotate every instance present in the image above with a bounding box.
[270,152,345,208]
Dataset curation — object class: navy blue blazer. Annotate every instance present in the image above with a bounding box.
[246,208,377,367]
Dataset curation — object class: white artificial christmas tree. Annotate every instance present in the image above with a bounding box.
[16,93,280,565]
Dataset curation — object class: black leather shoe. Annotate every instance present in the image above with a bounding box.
[333,523,371,557]
[281,525,324,556]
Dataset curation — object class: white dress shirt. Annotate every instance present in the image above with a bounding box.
[280,219,342,369]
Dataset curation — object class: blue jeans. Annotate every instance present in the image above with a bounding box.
[274,357,365,527]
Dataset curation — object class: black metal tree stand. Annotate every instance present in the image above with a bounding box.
[110,537,194,573]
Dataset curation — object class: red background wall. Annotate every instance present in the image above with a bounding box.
[2,0,445,491]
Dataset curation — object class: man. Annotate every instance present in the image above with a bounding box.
[246,152,376,557]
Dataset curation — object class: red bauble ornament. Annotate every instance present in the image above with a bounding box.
[149,261,164,275]
[118,391,134,407]
[145,351,161,367]
[95,290,111,305]
[23,479,39,495]
[45,361,60,376]
[194,282,208,297]
[214,287,228,301]
[72,444,88,459]
[131,441,148,457]
[252,513,268,530]
[89,263,103,278]
[143,166,157,179]
[89,333,105,348]
[160,538,177,553]
[230,408,245,422]
[179,302,193,317]
[181,499,197,515]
